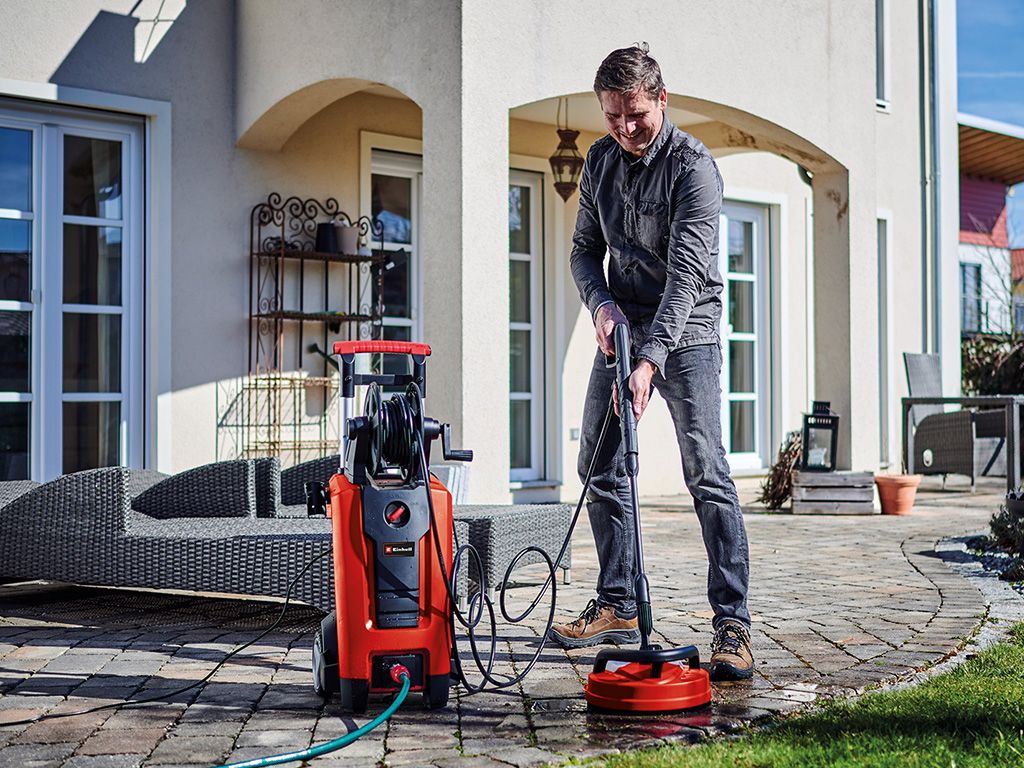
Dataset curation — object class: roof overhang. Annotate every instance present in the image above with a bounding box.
[958,112,1024,186]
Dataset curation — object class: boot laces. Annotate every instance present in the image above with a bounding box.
[714,622,747,655]
[572,599,603,630]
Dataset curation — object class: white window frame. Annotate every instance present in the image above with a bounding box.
[368,149,422,343]
[1,77,172,475]
[360,133,424,346]
[719,200,772,473]
[509,169,544,483]
[1,100,145,480]
[877,211,897,467]
[876,0,892,111]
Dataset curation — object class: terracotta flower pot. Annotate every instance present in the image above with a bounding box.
[875,474,922,515]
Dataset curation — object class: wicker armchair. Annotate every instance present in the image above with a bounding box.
[904,353,1006,489]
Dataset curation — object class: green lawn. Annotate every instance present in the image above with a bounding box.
[603,622,1024,768]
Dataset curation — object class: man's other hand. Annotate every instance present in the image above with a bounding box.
[594,303,628,357]
[612,358,656,422]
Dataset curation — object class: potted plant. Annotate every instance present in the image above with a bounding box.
[874,468,922,515]
[1005,486,1024,517]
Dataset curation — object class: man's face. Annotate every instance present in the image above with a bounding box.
[598,87,668,158]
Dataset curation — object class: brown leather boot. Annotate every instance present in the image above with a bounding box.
[548,600,640,649]
[710,620,754,680]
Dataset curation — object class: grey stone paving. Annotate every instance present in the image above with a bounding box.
[1,476,1021,768]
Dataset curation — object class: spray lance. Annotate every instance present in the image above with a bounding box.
[611,323,654,650]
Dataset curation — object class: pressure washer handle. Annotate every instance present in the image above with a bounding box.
[592,645,702,677]
[612,324,639,478]
[333,340,431,399]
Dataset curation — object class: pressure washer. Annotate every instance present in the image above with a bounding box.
[310,340,471,712]
[309,333,711,717]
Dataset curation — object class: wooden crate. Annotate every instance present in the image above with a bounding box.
[791,471,877,515]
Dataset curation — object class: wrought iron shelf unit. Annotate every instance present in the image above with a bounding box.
[254,311,376,323]
[246,193,383,465]
[255,248,382,265]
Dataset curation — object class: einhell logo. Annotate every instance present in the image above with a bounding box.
[383,542,415,557]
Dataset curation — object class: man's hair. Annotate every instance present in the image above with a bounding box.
[593,43,665,100]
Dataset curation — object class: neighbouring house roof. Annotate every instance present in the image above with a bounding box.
[959,113,1024,187]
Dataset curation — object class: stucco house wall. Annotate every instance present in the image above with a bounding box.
[0,0,959,500]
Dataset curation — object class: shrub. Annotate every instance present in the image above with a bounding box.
[990,505,1024,552]
[962,333,1024,395]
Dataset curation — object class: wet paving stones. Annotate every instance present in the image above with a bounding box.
[1,476,1021,767]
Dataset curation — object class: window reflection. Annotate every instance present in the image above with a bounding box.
[0,310,30,391]
[509,186,530,253]
[63,401,119,473]
[728,220,753,274]
[510,400,531,469]
[0,402,29,480]
[0,126,32,212]
[64,225,122,305]
[371,174,412,244]
[63,313,121,393]
[0,218,31,302]
[64,136,122,219]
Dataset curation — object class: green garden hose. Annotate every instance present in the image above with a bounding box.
[207,669,411,768]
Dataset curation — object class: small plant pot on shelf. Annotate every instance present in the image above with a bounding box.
[875,474,922,515]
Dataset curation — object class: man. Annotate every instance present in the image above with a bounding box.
[549,44,753,681]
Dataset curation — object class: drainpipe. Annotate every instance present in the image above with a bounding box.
[918,0,932,355]
[929,0,944,359]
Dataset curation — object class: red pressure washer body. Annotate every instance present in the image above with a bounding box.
[325,470,453,711]
[311,341,470,713]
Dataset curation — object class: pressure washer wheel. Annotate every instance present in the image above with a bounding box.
[312,612,340,697]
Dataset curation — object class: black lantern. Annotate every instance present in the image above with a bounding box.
[801,401,839,472]
[548,98,585,202]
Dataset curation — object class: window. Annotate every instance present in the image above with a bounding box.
[876,0,891,108]
[877,215,894,465]
[960,262,983,334]
[370,150,421,382]
[719,202,770,471]
[509,170,544,482]
[0,102,143,481]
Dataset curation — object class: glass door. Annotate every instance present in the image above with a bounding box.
[58,131,130,474]
[0,103,142,481]
[0,121,35,480]
[719,202,769,472]
[509,170,543,482]
[370,150,421,384]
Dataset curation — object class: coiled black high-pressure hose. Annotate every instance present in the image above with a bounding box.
[362,381,616,693]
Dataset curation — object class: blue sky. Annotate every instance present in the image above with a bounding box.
[958,0,1024,246]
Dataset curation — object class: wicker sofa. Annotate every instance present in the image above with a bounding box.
[0,463,496,611]
[0,466,336,611]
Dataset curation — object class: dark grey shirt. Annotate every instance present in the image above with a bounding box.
[569,116,724,372]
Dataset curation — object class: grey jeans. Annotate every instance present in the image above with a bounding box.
[577,342,750,630]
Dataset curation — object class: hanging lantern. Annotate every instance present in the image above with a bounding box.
[549,98,585,202]
[800,401,839,472]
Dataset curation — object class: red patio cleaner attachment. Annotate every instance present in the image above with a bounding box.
[584,325,712,713]
[310,341,472,713]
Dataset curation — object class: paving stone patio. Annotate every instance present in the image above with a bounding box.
[0,475,1021,768]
